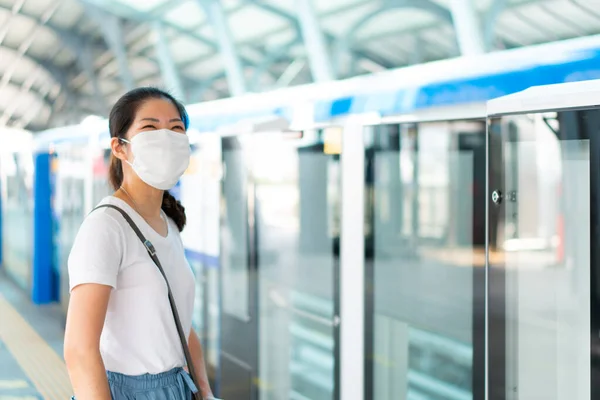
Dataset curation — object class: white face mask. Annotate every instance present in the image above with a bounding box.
[120,129,191,190]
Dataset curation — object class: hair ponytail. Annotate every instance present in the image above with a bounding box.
[162,191,186,232]
[109,155,123,191]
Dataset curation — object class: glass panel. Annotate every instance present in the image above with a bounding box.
[180,138,222,379]
[92,149,112,205]
[250,131,339,400]
[54,145,88,312]
[490,111,591,399]
[366,122,485,400]
[221,142,249,320]
[1,151,34,289]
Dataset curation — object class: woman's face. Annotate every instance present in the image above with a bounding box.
[126,98,186,140]
[112,97,186,165]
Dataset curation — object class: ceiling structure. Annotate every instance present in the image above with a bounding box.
[1,0,599,131]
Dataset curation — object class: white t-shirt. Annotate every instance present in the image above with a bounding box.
[68,196,195,376]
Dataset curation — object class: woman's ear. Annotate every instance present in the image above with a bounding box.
[111,137,129,162]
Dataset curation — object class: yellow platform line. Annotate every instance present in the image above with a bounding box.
[0,294,72,400]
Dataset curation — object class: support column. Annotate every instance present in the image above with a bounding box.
[153,21,185,100]
[295,0,336,82]
[32,152,56,304]
[79,45,107,114]
[340,120,365,400]
[198,0,247,96]
[450,0,485,55]
[409,36,424,65]
[84,5,135,90]
[102,17,135,91]
[298,143,329,252]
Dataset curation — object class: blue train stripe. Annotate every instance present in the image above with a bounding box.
[314,48,600,121]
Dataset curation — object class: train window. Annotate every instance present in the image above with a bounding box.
[1,151,34,289]
[364,120,486,400]
[488,110,594,399]
[218,129,341,400]
[221,139,250,321]
[54,145,88,313]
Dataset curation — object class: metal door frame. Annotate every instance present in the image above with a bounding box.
[219,136,259,400]
[486,109,598,399]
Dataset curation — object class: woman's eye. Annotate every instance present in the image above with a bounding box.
[172,125,185,131]
[142,125,156,129]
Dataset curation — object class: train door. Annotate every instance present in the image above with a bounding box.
[179,134,223,393]
[487,109,596,399]
[363,120,487,400]
[219,129,341,400]
[0,149,34,290]
[53,143,89,313]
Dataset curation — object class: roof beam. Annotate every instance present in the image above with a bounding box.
[79,0,261,97]
[196,0,247,96]
[483,0,507,50]
[450,0,485,55]
[0,3,104,57]
[0,0,26,45]
[295,0,336,82]
[0,1,109,103]
[153,20,186,100]
[335,0,454,76]
[0,43,65,94]
[79,0,218,50]
[83,3,135,91]
[0,1,61,127]
[249,0,399,77]
[57,32,107,113]
[39,60,106,122]
[0,72,53,127]
[250,36,302,90]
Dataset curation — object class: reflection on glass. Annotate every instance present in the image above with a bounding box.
[221,148,249,320]
[250,132,339,400]
[491,113,591,399]
[180,140,222,386]
[93,150,112,205]
[366,122,485,400]
[52,146,88,312]
[205,267,220,369]
[2,152,34,289]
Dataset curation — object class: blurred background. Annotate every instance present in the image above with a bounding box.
[1,2,600,400]
[1,0,600,130]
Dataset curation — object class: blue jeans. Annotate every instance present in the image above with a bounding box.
[72,367,198,400]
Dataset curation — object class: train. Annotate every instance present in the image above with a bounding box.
[2,34,600,400]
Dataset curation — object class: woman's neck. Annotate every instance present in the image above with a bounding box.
[118,178,163,219]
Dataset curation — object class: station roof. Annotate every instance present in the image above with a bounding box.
[1,0,599,130]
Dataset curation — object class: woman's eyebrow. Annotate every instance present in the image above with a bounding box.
[138,117,182,123]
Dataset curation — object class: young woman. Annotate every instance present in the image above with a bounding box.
[64,87,218,400]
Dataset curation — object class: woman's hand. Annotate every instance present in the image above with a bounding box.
[188,329,215,399]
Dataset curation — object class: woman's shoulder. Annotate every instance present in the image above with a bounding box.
[78,197,130,237]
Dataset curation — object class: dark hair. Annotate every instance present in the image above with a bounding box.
[108,87,189,231]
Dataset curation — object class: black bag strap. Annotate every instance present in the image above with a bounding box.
[93,204,204,400]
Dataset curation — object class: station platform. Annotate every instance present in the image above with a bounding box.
[0,272,71,400]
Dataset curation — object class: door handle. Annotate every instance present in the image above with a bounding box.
[492,190,503,205]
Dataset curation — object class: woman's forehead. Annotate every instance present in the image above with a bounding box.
[135,98,180,120]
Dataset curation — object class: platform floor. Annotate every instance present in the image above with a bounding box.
[0,272,71,400]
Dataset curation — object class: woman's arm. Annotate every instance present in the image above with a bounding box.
[64,284,112,400]
[189,329,215,399]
